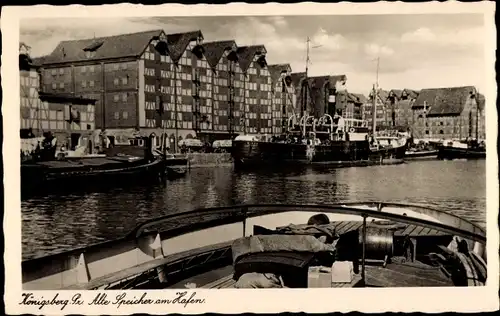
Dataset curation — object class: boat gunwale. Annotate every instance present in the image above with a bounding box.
[22,202,486,290]
[22,202,485,267]
[129,202,485,241]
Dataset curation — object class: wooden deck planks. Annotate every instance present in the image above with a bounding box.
[365,262,453,287]
[330,221,449,238]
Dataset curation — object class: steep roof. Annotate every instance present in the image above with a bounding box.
[166,30,203,62]
[348,93,368,104]
[236,45,266,72]
[388,89,403,99]
[38,29,164,64]
[403,89,419,99]
[369,88,389,102]
[306,75,347,90]
[415,86,477,116]
[202,40,237,68]
[267,64,291,84]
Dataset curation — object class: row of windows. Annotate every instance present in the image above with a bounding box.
[113,77,129,86]
[113,93,128,102]
[20,77,39,87]
[20,97,42,107]
[113,111,129,120]
[51,82,65,89]
[81,80,96,88]
[81,65,96,73]
[50,68,66,76]
[21,119,94,131]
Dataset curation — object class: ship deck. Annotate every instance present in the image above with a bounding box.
[166,220,455,289]
[167,257,452,289]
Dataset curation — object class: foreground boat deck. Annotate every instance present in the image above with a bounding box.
[165,219,456,289]
[166,258,452,289]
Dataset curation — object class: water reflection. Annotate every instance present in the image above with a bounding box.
[22,159,486,260]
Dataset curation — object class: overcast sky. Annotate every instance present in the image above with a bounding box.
[20,14,485,95]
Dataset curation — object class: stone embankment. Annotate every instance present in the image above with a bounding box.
[186,153,233,168]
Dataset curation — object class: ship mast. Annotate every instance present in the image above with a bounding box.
[302,37,311,137]
[475,88,480,141]
[371,57,380,138]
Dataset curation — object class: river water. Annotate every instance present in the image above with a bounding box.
[21,159,486,260]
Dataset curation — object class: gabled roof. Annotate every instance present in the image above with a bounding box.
[402,89,419,99]
[348,93,368,104]
[202,40,237,69]
[166,30,203,62]
[38,29,164,64]
[388,89,403,99]
[415,86,477,116]
[368,88,389,102]
[267,64,292,84]
[236,45,266,72]
[306,75,347,90]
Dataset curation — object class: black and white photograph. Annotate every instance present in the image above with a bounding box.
[3,2,498,314]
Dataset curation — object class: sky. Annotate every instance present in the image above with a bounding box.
[20,14,486,95]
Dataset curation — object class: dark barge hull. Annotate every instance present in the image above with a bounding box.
[21,157,167,195]
[232,140,407,169]
[437,147,486,160]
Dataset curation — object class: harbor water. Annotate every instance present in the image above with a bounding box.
[21,159,486,260]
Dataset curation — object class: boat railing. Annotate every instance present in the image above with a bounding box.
[22,202,486,290]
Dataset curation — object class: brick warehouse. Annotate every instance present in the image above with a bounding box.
[20,42,97,151]
[33,29,300,149]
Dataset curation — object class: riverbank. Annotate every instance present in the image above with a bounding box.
[186,153,233,168]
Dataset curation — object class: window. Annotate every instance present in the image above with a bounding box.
[145,85,155,93]
[122,93,127,102]
[113,94,120,102]
[114,112,119,119]
[439,130,444,134]
[121,63,127,70]
[59,68,64,75]
[51,69,57,76]
[59,82,64,89]
[123,111,128,119]
[89,80,95,87]
[121,77,128,85]
[81,66,86,73]
[114,78,119,86]
[90,65,95,72]
[113,64,119,71]
[82,81,87,88]
[52,83,57,89]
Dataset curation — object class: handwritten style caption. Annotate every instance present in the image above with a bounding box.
[20,291,206,310]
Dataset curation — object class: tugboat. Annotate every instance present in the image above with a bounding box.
[232,39,408,169]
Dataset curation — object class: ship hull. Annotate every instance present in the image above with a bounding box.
[232,140,407,169]
[437,146,486,160]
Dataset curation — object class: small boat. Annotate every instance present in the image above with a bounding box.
[437,139,486,160]
[22,202,486,290]
[405,149,439,160]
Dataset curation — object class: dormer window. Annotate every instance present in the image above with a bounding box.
[196,36,203,45]
[83,40,103,59]
[256,55,267,68]
[154,41,169,56]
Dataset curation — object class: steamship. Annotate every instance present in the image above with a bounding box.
[231,40,408,169]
